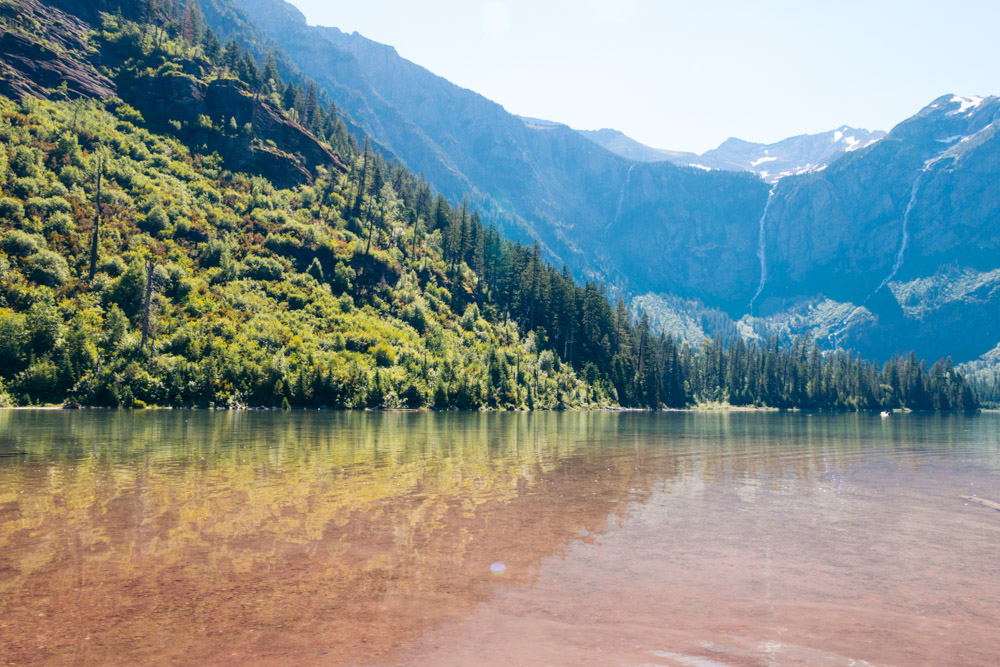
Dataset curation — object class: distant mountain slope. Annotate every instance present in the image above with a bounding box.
[580,125,886,182]
[219,0,998,363]
[216,0,771,312]
[576,128,697,163]
[756,94,1000,360]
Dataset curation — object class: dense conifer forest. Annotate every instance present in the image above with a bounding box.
[0,3,981,411]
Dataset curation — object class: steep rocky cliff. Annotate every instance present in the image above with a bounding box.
[1,0,343,188]
[119,71,344,188]
[755,95,1000,360]
[0,0,114,100]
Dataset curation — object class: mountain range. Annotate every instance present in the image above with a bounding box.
[578,126,886,182]
[15,0,1000,369]
[203,0,1000,365]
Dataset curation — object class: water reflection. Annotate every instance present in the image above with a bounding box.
[0,411,998,665]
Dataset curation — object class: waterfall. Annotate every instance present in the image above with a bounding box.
[865,121,998,302]
[829,163,933,346]
[864,169,927,303]
[605,163,636,236]
[825,117,998,348]
[748,186,777,314]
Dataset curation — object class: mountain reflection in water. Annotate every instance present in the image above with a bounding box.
[1,411,998,666]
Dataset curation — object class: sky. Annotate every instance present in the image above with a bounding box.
[289,0,1000,154]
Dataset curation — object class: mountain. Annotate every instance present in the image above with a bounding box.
[576,128,697,164]
[755,94,1000,361]
[219,0,999,365]
[579,125,886,182]
[0,0,981,411]
[205,0,771,311]
[0,0,618,410]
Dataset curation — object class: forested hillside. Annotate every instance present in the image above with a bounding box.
[0,1,979,411]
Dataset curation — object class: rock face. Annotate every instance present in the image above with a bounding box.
[121,73,345,188]
[757,95,1000,360]
[0,0,115,100]
[2,0,344,189]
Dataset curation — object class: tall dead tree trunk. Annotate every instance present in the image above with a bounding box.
[88,154,103,281]
[140,258,155,351]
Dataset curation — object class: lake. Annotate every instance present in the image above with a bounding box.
[1,410,998,666]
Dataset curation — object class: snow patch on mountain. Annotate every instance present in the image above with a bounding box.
[580,124,886,183]
[949,96,984,115]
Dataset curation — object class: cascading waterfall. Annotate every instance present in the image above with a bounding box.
[824,113,998,348]
[829,152,950,347]
[863,119,997,304]
[829,165,931,346]
[748,186,777,314]
[605,163,636,236]
[864,168,928,303]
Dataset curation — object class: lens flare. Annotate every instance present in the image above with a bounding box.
[490,561,506,574]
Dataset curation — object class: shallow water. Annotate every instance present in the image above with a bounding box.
[0,411,998,666]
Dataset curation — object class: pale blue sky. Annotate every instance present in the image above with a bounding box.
[290,0,1000,153]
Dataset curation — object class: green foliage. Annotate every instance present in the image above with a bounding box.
[3,230,43,256]
[10,145,39,177]
[331,261,353,294]
[0,197,25,221]
[141,205,169,233]
[0,94,601,409]
[25,250,69,286]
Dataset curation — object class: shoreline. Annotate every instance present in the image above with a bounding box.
[0,405,982,415]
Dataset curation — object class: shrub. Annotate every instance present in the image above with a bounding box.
[0,197,24,222]
[331,261,353,294]
[11,177,42,198]
[0,310,27,376]
[15,358,61,404]
[199,239,231,268]
[306,257,324,282]
[2,230,43,256]
[45,182,69,198]
[98,255,127,277]
[44,212,75,235]
[10,146,39,178]
[370,343,396,368]
[338,293,354,312]
[460,303,479,330]
[27,196,70,218]
[141,206,169,234]
[53,134,81,165]
[402,301,428,333]
[400,383,424,408]
[241,255,284,281]
[539,349,555,373]
[59,165,86,188]
[25,250,70,286]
